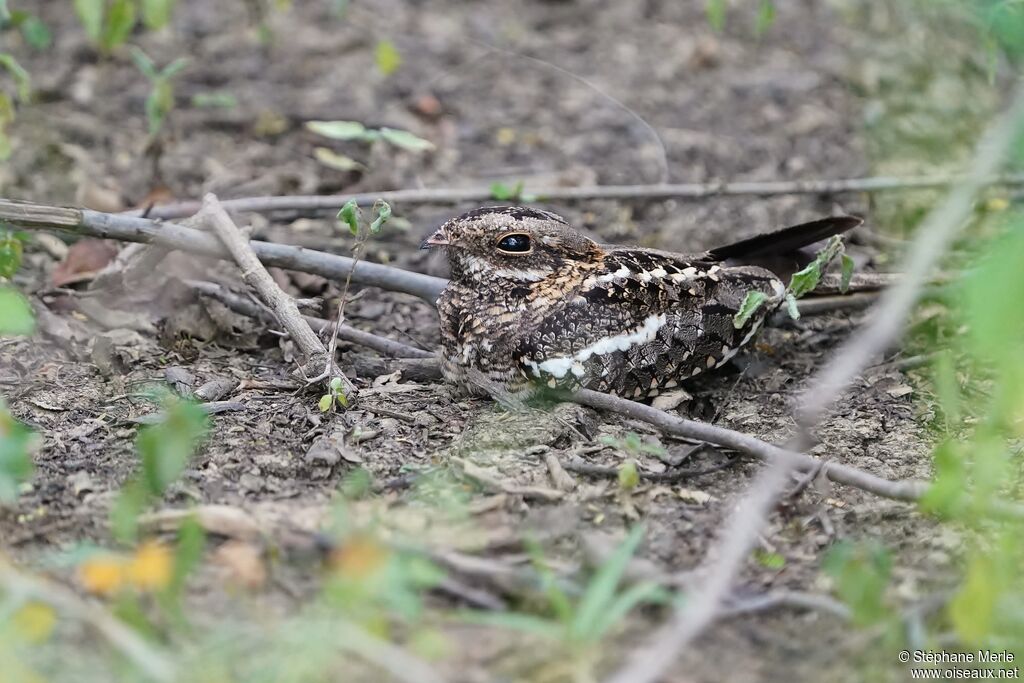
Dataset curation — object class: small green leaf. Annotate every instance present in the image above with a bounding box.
[160,57,189,79]
[370,200,391,234]
[787,235,844,298]
[0,94,12,161]
[340,467,372,499]
[144,79,174,135]
[754,0,776,37]
[490,182,510,201]
[313,147,366,172]
[822,540,892,627]
[839,253,855,293]
[379,127,435,152]
[318,394,333,412]
[589,581,670,642]
[706,0,726,32]
[0,54,31,102]
[169,515,205,597]
[19,16,52,50]
[306,119,371,141]
[141,0,176,30]
[949,554,1000,645]
[787,262,822,300]
[111,481,146,543]
[374,39,401,76]
[617,460,640,490]
[784,293,799,320]
[338,199,360,236]
[334,390,348,409]
[490,181,524,201]
[73,0,104,45]
[101,0,136,52]
[0,287,34,335]
[129,46,157,79]
[0,402,35,503]
[623,433,642,453]
[137,398,208,496]
[532,551,574,625]
[753,549,785,570]
[733,290,768,329]
[191,91,237,109]
[329,377,344,392]
[0,232,24,279]
[919,440,967,518]
[571,525,646,642]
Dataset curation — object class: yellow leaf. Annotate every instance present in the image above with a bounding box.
[986,197,1009,212]
[330,535,389,579]
[375,40,401,76]
[313,147,366,172]
[78,555,125,595]
[127,541,172,591]
[13,601,57,643]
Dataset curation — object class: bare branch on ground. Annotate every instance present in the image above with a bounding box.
[201,194,329,366]
[0,198,447,303]
[136,172,1024,220]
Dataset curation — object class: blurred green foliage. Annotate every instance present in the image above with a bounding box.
[74,0,177,54]
[826,0,1024,662]
[462,526,669,680]
[111,391,209,543]
[130,47,188,138]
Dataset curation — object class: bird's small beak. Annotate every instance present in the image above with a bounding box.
[420,228,450,250]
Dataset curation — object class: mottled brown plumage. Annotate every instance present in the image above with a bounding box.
[422,206,860,399]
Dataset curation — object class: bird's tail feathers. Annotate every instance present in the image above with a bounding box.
[707,215,862,262]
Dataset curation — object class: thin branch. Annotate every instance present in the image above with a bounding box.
[186,279,433,359]
[571,389,929,503]
[0,198,447,303]
[719,590,852,620]
[561,454,738,483]
[202,193,330,368]
[0,561,176,682]
[136,172,1024,220]
[769,291,879,324]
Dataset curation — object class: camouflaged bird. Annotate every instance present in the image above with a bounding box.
[422,206,860,399]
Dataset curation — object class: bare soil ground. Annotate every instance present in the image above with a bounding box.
[1,1,951,681]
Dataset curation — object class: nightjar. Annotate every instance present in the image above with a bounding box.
[422,206,860,399]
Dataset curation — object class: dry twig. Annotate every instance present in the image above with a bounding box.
[200,193,355,396]
[0,198,447,302]
[137,172,1024,220]
[572,389,928,502]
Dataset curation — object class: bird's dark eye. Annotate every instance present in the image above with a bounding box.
[496,233,532,253]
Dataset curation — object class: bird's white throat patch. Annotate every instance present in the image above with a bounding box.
[526,313,668,380]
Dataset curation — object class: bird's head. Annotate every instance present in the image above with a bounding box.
[421,206,604,283]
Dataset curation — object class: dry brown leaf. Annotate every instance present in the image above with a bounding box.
[138,505,263,541]
[52,239,119,287]
[213,540,267,589]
